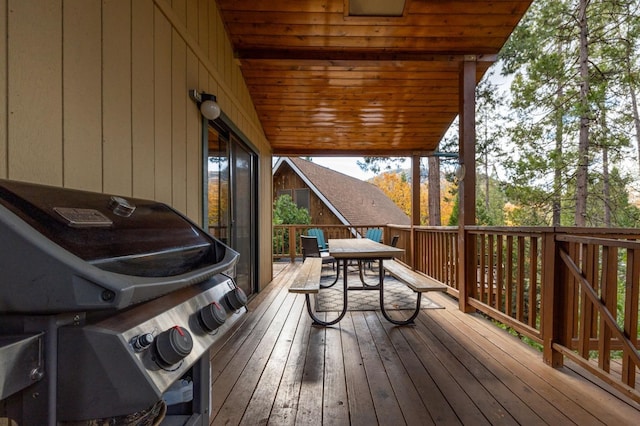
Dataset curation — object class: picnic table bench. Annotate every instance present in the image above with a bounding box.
[288,257,342,326]
[378,259,448,325]
[383,259,448,293]
[288,257,322,294]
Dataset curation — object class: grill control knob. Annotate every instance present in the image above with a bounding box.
[155,326,193,367]
[199,301,227,332]
[225,287,247,311]
[131,333,154,352]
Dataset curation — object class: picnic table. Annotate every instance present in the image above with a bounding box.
[289,238,447,326]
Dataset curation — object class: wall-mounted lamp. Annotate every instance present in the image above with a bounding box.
[189,89,221,120]
[455,162,466,181]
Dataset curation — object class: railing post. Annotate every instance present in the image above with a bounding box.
[542,230,564,367]
[458,228,475,313]
[289,225,297,262]
[409,226,416,269]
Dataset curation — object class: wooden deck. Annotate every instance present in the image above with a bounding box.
[209,263,640,425]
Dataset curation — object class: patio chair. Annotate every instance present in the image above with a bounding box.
[307,228,329,252]
[300,235,339,286]
[390,235,399,247]
[365,228,382,243]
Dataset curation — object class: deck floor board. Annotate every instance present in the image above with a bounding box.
[209,263,640,425]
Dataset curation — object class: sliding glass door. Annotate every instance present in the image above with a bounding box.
[206,125,257,297]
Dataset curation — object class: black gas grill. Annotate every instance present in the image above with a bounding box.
[0,179,247,424]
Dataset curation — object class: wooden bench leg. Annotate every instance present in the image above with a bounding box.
[378,280,422,326]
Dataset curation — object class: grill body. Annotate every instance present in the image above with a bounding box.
[0,180,245,424]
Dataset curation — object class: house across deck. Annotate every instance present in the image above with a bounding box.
[210,262,640,425]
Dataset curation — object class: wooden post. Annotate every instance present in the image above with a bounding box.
[289,225,297,262]
[458,59,477,313]
[542,230,565,367]
[411,154,421,269]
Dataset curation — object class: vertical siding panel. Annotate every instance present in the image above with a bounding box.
[63,0,102,191]
[185,0,200,222]
[169,0,188,212]
[172,0,186,21]
[102,0,132,195]
[154,7,172,203]
[186,50,200,222]
[198,0,208,52]
[0,0,7,178]
[186,0,198,41]
[171,31,187,212]
[8,0,62,184]
[216,7,225,78]
[131,0,155,199]
[208,2,218,71]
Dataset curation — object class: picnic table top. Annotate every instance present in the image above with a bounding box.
[328,238,404,259]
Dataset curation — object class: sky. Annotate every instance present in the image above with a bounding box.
[310,157,375,181]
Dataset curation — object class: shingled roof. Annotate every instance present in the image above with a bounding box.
[273,157,410,227]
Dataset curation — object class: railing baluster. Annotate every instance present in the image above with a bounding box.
[488,234,495,308]
[598,245,617,373]
[528,237,538,328]
[622,248,639,387]
[506,235,514,318]
[496,235,504,312]
[516,236,525,322]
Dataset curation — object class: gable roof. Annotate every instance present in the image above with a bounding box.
[273,157,410,227]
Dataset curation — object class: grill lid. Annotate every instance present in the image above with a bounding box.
[0,179,239,313]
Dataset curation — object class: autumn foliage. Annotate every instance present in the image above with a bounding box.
[372,171,456,225]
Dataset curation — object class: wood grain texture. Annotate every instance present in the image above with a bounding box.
[216,0,533,155]
[384,259,448,292]
[210,262,640,425]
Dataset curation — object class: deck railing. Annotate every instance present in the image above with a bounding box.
[273,224,640,400]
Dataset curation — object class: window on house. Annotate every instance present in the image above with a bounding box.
[295,188,310,211]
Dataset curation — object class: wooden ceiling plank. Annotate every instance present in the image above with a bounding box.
[232,34,506,51]
[223,9,527,26]
[215,0,533,156]
[225,22,519,38]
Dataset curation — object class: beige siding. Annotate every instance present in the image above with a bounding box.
[63,0,102,192]
[0,0,6,178]
[154,8,173,204]
[1,0,274,288]
[171,29,188,212]
[103,0,133,195]
[131,0,156,199]
[8,0,63,184]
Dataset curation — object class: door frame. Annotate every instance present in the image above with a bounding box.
[202,114,259,296]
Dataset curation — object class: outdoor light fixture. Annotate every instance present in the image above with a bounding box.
[189,89,221,120]
[455,162,466,181]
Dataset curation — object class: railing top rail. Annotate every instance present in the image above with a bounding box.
[556,234,640,249]
[272,224,386,229]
